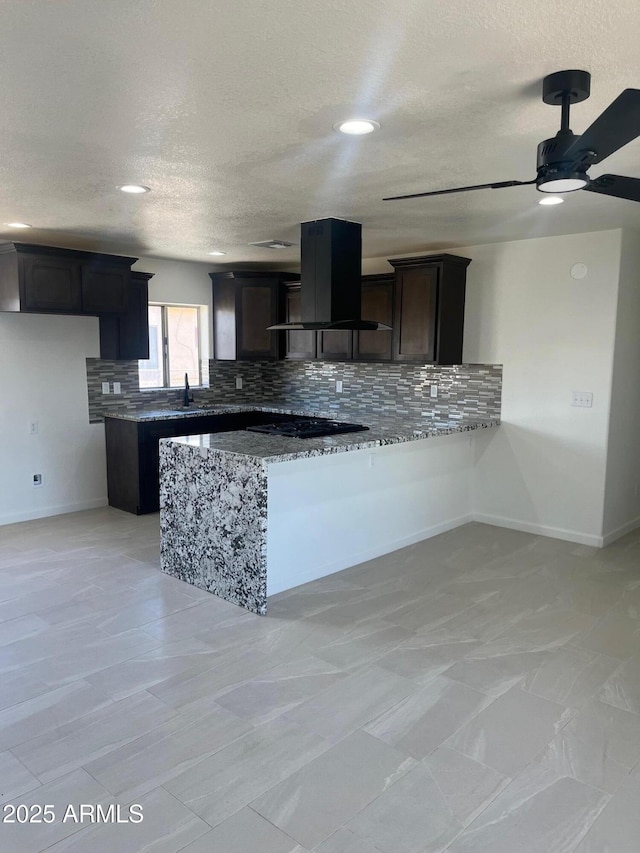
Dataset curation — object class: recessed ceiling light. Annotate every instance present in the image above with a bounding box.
[117,184,151,194]
[538,196,564,206]
[5,221,32,228]
[333,119,380,135]
[207,250,227,256]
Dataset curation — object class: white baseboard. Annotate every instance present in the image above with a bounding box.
[0,497,109,527]
[472,511,603,548]
[268,512,473,596]
[602,516,640,547]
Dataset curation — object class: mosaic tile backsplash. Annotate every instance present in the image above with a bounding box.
[87,358,501,424]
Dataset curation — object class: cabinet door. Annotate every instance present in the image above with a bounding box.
[20,254,82,313]
[354,277,393,361]
[118,274,150,359]
[392,265,438,362]
[212,277,237,360]
[99,272,151,359]
[104,418,143,515]
[317,329,353,360]
[82,265,130,314]
[284,284,316,359]
[236,280,280,359]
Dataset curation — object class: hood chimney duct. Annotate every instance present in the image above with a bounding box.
[268,217,391,331]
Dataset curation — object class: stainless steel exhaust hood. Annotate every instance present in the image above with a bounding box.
[268,218,391,331]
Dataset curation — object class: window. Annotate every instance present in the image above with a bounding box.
[139,304,203,389]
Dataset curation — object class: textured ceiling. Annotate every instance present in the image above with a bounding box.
[0,0,639,266]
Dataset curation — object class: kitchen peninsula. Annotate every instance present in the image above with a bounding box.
[158,412,499,614]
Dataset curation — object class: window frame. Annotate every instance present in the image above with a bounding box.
[139,302,204,390]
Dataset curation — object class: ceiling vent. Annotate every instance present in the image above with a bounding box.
[248,239,295,250]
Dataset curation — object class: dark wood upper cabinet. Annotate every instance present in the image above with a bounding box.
[317,328,353,361]
[0,242,137,316]
[210,270,298,360]
[81,263,130,314]
[99,271,153,360]
[284,282,317,360]
[388,253,471,365]
[353,273,394,361]
[19,252,83,312]
[391,263,437,362]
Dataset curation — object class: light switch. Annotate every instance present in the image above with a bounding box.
[113,382,122,394]
[430,384,438,398]
[101,382,110,394]
[335,380,343,393]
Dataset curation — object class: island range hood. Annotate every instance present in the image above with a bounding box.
[268,217,391,331]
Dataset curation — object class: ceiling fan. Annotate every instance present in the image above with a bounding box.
[384,70,640,204]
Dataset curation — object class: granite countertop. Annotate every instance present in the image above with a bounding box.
[103,404,267,422]
[103,402,356,422]
[163,416,500,464]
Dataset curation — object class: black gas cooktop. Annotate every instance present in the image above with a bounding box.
[246,418,369,439]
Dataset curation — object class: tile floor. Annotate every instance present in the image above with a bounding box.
[0,508,639,851]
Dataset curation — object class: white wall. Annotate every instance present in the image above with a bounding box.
[464,230,621,545]
[0,256,214,526]
[602,229,640,542]
[0,312,106,524]
[365,229,623,546]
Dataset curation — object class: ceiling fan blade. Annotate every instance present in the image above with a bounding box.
[583,173,640,203]
[565,89,640,167]
[383,179,536,201]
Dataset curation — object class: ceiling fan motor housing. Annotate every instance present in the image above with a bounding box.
[536,131,577,171]
[535,132,588,191]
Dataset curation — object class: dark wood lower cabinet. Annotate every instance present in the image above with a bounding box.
[105,411,292,515]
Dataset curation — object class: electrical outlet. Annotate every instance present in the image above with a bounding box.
[101,382,110,394]
[335,380,343,393]
[28,420,38,435]
[571,391,593,408]
[32,473,43,487]
[113,382,122,395]
[430,384,438,398]
[235,376,243,390]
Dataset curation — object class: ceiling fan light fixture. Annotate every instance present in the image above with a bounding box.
[537,174,589,193]
[333,119,380,135]
[538,196,564,205]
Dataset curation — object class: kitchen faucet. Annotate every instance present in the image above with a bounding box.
[183,373,193,407]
